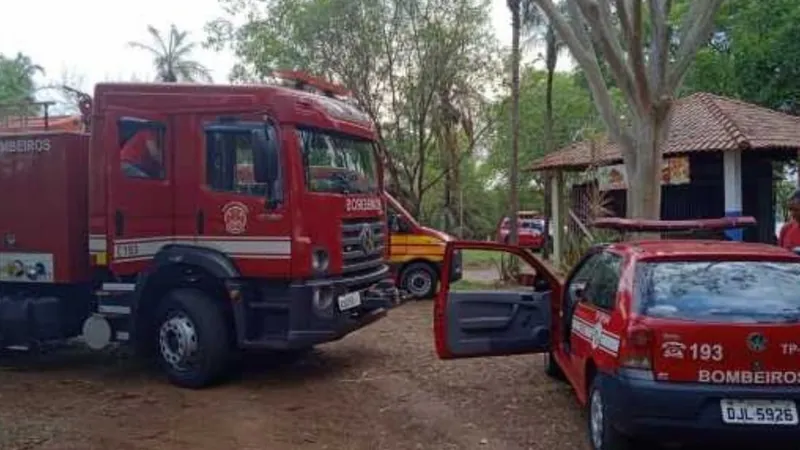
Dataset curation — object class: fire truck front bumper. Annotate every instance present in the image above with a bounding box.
[232,265,409,350]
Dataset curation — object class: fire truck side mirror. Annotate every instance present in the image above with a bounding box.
[251,129,278,184]
[252,128,281,210]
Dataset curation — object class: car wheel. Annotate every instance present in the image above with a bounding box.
[588,377,632,450]
[544,351,566,381]
[401,262,439,299]
[155,288,231,389]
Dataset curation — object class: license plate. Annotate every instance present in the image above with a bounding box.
[720,399,798,425]
[337,291,362,311]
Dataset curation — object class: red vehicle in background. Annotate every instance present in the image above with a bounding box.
[436,217,800,449]
[0,72,398,389]
[496,211,548,250]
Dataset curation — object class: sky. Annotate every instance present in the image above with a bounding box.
[0,0,572,99]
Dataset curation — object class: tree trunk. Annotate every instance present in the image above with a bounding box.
[508,0,521,245]
[542,55,555,258]
[624,114,671,222]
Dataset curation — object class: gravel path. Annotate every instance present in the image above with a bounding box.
[0,301,587,450]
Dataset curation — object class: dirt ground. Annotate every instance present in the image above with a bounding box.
[0,300,590,450]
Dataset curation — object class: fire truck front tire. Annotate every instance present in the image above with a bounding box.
[154,289,231,389]
[400,262,439,299]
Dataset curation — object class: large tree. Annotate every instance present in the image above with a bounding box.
[206,0,500,219]
[129,24,212,83]
[531,0,724,220]
[679,0,800,112]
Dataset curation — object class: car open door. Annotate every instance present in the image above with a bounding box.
[434,241,563,359]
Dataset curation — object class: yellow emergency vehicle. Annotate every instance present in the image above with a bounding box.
[385,193,462,299]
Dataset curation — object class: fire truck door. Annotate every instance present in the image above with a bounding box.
[197,120,292,277]
[108,114,174,274]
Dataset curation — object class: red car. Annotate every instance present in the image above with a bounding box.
[497,212,547,250]
[436,216,800,449]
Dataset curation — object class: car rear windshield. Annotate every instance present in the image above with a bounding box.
[636,260,800,323]
[520,220,544,231]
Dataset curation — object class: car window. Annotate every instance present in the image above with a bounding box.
[571,253,602,284]
[636,260,800,323]
[564,252,603,305]
[584,252,622,310]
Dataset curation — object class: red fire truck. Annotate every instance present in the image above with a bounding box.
[0,72,398,388]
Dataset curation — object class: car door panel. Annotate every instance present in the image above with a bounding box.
[446,290,551,355]
[434,240,563,360]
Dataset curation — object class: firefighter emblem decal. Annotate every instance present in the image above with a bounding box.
[222,202,249,235]
[747,332,767,353]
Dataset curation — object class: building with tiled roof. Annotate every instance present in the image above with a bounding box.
[527,93,800,263]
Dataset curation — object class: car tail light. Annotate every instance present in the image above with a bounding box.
[620,325,654,370]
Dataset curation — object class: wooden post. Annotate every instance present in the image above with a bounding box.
[550,170,564,267]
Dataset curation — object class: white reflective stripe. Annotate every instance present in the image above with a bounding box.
[98,305,131,315]
[109,236,292,260]
[571,316,621,356]
[116,331,130,341]
[101,283,136,292]
[113,235,290,243]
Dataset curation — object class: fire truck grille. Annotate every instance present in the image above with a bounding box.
[341,218,385,275]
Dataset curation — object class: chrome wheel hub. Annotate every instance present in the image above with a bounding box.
[407,271,432,296]
[159,313,199,371]
[590,388,604,450]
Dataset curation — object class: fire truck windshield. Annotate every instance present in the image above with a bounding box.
[298,127,378,194]
[636,260,800,323]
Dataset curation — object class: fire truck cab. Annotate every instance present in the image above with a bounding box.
[0,73,397,388]
[435,217,800,449]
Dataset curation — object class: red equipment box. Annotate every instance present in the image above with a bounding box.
[0,132,90,283]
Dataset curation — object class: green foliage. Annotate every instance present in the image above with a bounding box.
[679,0,800,111]
[0,52,43,115]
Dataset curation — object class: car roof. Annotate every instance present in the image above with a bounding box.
[607,239,800,260]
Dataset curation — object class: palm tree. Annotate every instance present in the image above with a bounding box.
[521,0,568,257]
[128,25,212,83]
[507,0,522,246]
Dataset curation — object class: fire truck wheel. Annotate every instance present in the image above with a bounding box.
[154,289,231,389]
[401,262,438,299]
[588,377,632,450]
[543,351,566,381]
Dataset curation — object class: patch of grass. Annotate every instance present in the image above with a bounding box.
[450,279,528,292]
[461,250,502,269]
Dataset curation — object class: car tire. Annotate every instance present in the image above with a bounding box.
[587,377,632,450]
[544,351,566,381]
[154,288,231,389]
[401,262,439,299]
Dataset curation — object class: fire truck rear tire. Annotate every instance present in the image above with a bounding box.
[154,289,231,389]
[587,377,632,450]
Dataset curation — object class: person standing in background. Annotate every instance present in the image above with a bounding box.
[778,189,800,250]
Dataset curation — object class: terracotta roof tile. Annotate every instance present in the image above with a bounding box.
[528,93,800,171]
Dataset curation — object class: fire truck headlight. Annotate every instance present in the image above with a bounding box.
[311,248,330,273]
